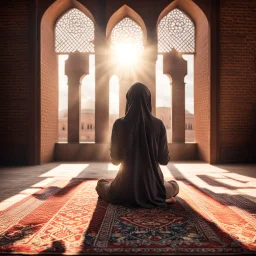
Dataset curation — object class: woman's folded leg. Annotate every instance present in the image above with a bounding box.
[96,179,111,203]
[164,180,179,199]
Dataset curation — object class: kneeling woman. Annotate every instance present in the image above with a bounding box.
[96,83,179,208]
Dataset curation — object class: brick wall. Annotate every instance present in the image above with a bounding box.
[219,0,256,162]
[194,15,211,163]
[0,1,30,165]
[40,11,58,164]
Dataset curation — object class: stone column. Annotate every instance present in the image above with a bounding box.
[142,53,157,116]
[95,28,110,143]
[65,52,89,143]
[137,35,158,116]
[119,69,132,117]
[163,49,187,143]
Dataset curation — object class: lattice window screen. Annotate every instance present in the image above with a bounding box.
[110,17,144,53]
[158,9,195,53]
[55,8,94,53]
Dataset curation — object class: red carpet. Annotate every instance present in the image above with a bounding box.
[0,179,255,255]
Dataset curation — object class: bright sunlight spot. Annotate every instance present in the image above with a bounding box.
[113,43,141,66]
[108,163,121,171]
[110,17,144,66]
[40,164,89,178]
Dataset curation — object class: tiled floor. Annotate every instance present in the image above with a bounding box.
[0,161,256,210]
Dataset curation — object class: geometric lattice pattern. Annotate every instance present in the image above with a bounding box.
[158,9,195,53]
[110,17,144,53]
[55,8,94,53]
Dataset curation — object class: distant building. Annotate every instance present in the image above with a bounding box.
[155,107,194,142]
[58,109,95,142]
[58,107,194,142]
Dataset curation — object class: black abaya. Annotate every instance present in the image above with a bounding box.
[98,83,171,208]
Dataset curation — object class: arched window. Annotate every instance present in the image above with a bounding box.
[55,8,95,143]
[158,8,195,143]
[110,17,144,117]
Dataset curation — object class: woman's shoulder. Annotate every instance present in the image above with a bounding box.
[113,117,124,125]
[152,116,164,126]
[112,117,125,129]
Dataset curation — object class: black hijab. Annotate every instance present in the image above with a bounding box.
[109,83,168,208]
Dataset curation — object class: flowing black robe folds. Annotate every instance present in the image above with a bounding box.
[108,83,170,208]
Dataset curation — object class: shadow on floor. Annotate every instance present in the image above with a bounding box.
[0,223,42,249]
[213,164,256,179]
[0,162,110,203]
[0,168,255,255]
[197,174,256,190]
[0,163,60,202]
[38,240,66,255]
[168,163,256,213]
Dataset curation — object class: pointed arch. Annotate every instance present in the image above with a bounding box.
[41,0,95,31]
[40,0,95,163]
[157,0,209,27]
[157,0,213,163]
[106,5,147,44]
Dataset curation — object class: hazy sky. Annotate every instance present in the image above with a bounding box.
[58,53,194,114]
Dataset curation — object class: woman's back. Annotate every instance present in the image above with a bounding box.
[109,115,169,207]
[108,83,169,207]
[96,83,178,208]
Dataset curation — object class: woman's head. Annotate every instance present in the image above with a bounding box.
[125,83,152,114]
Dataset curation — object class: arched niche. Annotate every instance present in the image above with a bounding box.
[106,5,147,45]
[40,0,95,163]
[157,0,211,162]
[106,5,147,117]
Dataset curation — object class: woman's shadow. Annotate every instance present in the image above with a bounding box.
[39,240,66,255]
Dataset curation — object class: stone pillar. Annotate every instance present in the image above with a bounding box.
[138,35,158,116]
[119,69,132,117]
[65,52,89,143]
[142,53,157,116]
[163,49,187,143]
[95,29,110,143]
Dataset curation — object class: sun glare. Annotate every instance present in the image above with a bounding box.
[110,17,144,66]
[113,43,141,66]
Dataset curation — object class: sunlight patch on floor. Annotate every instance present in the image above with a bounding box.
[160,165,174,178]
[107,163,120,171]
[31,178,55,188]
[0,188,41,211]
[1,162,255,211]
[40,164,89,177]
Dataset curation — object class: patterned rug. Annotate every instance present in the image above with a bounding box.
[0,178,255,255]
